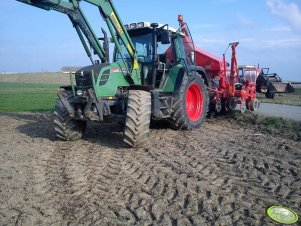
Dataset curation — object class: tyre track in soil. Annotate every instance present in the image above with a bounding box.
[115,121,301,225]
[0,113,300,225]
[32,139,129,225]
[143,124,301,225]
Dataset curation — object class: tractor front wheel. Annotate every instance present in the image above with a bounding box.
[123,90,151,148]
[54,91,87,141]
[169,74,207,130]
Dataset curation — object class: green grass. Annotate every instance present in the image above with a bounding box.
[0,82,61,112]
[257,88,301,106]
[232,112,301,141]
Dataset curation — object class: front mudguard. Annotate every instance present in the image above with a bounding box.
[57,91,75,117]
[57,89,104,121]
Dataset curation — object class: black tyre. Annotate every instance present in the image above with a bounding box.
[265,92,275,99]
[249,98,260,111]
[54,91,87,141]
[123,90,151,148]
[169,74,207,130]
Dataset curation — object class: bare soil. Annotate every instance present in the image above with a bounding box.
[0,113,300,226]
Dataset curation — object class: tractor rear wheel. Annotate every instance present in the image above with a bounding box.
[169,74,207,130]
[54,91,87,141]
[123,90,151,148]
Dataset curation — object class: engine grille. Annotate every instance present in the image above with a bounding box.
[75,70,93,90]
[75,63,110,90]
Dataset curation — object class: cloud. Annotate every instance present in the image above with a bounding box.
[264,37,301,47]
[239,38,256,42]
[191,24,220,29]
[264,25,292,32]
[198,39,225,44]
[266,0,301,30]
[236,13,254,26]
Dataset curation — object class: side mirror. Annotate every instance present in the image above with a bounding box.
[161,30,171,45]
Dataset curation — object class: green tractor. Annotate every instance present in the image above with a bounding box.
[17,0,208,147]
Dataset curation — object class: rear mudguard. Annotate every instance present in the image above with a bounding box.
[163,64,208,96]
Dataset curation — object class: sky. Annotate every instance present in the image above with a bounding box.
[1,0,301,81]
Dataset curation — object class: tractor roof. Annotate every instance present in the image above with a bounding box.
[124,22,178,34]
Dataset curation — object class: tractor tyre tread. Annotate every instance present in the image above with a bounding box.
[123,90,151,148]
[169,74,207,130]
[54,91,87,141]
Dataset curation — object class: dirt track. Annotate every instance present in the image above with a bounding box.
[0,112,300,225]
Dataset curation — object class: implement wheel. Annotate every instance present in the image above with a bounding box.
[249,98,260,111]
[54,91,86,141]
[123,90,151,148]
[169,74,207,130]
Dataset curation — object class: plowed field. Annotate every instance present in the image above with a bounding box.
[0,113,300,225]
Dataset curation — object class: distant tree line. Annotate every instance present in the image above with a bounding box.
[61,66,82,72]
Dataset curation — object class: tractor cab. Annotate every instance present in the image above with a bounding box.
[238,66,260,86]
[114,22,195,90]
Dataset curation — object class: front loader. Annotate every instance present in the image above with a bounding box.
[256,68,295,99]
[17,0,208,147]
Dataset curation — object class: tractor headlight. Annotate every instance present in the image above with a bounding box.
[77,90,83,96]
[130,23,137,29]
[137,22,144,28]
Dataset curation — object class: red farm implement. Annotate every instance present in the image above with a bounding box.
[177,15,259,115]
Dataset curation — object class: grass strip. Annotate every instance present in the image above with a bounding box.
[0,82,61,112]
[232,112,301,141]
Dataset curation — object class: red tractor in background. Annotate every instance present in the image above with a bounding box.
[177,15,259,115]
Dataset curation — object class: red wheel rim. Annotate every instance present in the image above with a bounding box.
[186,83,203,121]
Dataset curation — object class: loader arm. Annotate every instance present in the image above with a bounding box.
[17,0,138,72]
